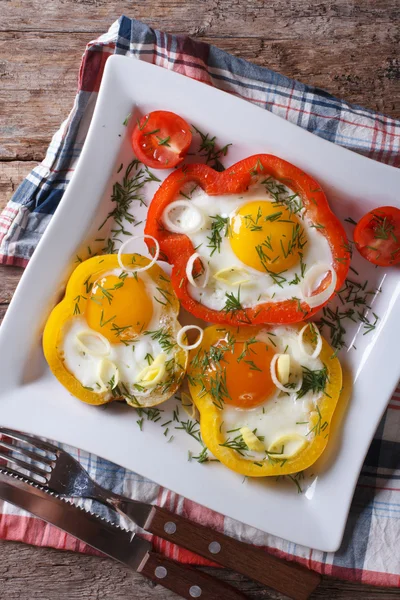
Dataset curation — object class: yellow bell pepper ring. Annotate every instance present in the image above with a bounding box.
[188,324,343,477]
[43,253,187,407]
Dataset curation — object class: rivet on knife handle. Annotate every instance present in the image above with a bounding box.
[138,551,247,600]
[145,506,321,600]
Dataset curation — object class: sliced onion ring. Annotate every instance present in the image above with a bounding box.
[186,253,210,288]
[163,200,204,234]
[75,330,111,357]
[118,235,160,273]
[270,353,302,393]
[301,264,337,309]
[298,323,322,359]
[177,325,204,350]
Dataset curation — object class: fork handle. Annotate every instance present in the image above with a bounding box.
[145,506,321,600]
[139,551,247,600]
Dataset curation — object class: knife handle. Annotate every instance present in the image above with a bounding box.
[138,551,247,600]
[146,506,321,600]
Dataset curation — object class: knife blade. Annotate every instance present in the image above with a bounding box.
[0,471,246,600]
[0,470,150,568]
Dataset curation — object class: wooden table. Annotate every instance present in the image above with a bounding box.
[0,2,399,599]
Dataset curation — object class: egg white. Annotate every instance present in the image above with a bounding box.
[218,325,325,461]
[163,179,332,311]
[60,269,181,401]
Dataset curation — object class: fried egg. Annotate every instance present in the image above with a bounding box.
[162,178,333,312]
[188,323,335,465]
[52,254,187,407]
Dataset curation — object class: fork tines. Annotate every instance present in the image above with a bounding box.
[0,427,58,484]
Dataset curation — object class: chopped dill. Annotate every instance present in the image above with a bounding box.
[122,113,131,126]
[144,328,176,352]
[156,135,171,147]
[223,288,250,323]
[297,366,329,399]
[99,159,160,253]
[207,215,230,255]
[191,125,232,171]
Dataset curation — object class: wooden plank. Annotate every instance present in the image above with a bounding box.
[1,0,399,38]
[0,540,399,600]
[0,23,399,159]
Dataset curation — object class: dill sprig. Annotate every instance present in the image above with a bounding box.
[244,207,263,231]
[122,113,131,126]
[154,286,174,306]
[223,288,250,323]
[99,310,116,328]
[236,338,257,362]
[175,419,202,444]
[220,429,264,457]
[192,125,232,171]
[223,289,243,313]
[372,213,397,241]
[280,223,307,258]
[96,284,114,305]
[317,278,380,351]
[207,215,230,255]
[297,366,329,399]
[156,135,171,147]
[287,472,304,494]
[261,176,304,215]
[206,368,231,409]
[190,344,230,370]
[220,433,248,455]
[306,405,329,437]
[99,159,160,252]
[266,267,288,288]
[110,323,132,338]
[73,295,86,315]
[191,447,211,463]
[144,328,176,352]
[136,406,164,423]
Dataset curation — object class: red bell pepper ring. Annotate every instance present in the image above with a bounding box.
[145,154,351,325]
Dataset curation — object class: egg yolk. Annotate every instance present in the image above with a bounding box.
[206,339,276,409]
[230,201,306,274]
[85,274,153,344]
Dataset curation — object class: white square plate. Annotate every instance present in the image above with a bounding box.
[1,55,399,552]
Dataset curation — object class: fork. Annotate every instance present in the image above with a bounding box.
[0,426,321,600]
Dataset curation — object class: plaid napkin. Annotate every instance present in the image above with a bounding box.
[1,15,400,587]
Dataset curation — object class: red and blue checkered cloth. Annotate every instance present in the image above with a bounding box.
[1,15,400,586]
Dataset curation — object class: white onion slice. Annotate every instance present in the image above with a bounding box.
[118,235,160,273]
[213,266,251,286]
[181,391,198,419]
[301,264,337,309]
[186,253,210,288]
[163,200,204,234]
[268,433,308,459]
[270,353,302,393]
[135,353,167,389]
[298,323,322,359]
[97,359,119,392]
[75,330,111,357]
[177,325,204,350]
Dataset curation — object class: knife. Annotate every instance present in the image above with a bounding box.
[0,471,246,600]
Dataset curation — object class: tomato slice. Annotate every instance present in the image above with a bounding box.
[131,111,192,169]
[354,206,400,266]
